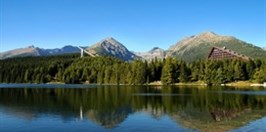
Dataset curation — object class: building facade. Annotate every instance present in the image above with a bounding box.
[208,47,250,61]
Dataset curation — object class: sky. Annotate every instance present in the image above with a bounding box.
[0,0,265,52]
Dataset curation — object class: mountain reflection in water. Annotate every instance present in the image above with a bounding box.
[0,85,266,131]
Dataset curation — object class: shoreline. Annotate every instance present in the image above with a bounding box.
[0,81,265,87]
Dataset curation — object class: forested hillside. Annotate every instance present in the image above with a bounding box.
[0,54,79,83]
[0,54,266,85]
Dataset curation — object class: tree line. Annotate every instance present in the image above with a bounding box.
[0,54,266,85]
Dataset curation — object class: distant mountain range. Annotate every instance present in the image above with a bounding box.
[1,32,266,61]
[0,45,80,59]
[134,47,165,61]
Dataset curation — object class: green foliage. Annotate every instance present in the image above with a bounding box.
[179,61,190,82]
[0,54,78,83]
[253,61,266,83]
[0,54,265,85]
[161,58,175,85]
[190,59,264,85]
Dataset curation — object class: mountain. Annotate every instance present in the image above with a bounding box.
[1,32,265,61]
[0,45,39,59]
[134,47,165,61]
[167,32,266,62]
[38,45,80,55]
[86,37,138,61]
[0,37,137,61]
[0,45,80,59]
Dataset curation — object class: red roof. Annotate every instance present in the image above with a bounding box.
[208,46,250,61]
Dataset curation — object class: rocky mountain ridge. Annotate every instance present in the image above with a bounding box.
[134,47,165,61]
[0,45,80,59]
[1,32,266,61]
[86,37,138,61]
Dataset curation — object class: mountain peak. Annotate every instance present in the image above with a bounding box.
[134,47,165,61]
[179,31,234,44]
[101,37,122,47]
[105,37,115,40]
[151,47,160,50]
[194,31,220,40]
[104,37,117,43]
[87,38,138,61]
[198,31,217,37]
[167,31,266,62]
[149,47,164,53]
[200,31,217,35]
[27,45,36,48]
[168,32,225,52]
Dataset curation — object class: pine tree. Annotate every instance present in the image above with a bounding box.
[104,66,112,84]
[161,58,174,85]
[253,64,266,83]
[179,62,190,82]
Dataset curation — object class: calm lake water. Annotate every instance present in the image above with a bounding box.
[0,84,266,132]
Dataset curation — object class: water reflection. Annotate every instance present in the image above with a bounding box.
[0,85,266,131]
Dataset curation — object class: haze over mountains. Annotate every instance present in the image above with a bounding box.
[1,32,266,61]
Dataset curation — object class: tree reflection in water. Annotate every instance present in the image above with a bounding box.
[0,85,266,130]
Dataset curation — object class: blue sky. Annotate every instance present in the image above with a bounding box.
[0,0,265,52]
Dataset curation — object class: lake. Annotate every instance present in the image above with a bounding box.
[0,84,266,132]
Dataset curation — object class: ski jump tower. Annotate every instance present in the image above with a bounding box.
[78,47,96,57]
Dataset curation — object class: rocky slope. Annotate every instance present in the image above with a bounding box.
[1,32,265,61]
[0,45,39,59]
[167,32,266,62]
[0,37,138,61]
[0,45,79,59]
[86,37,138,61]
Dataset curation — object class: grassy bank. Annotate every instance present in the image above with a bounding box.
[149,80,265,87]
